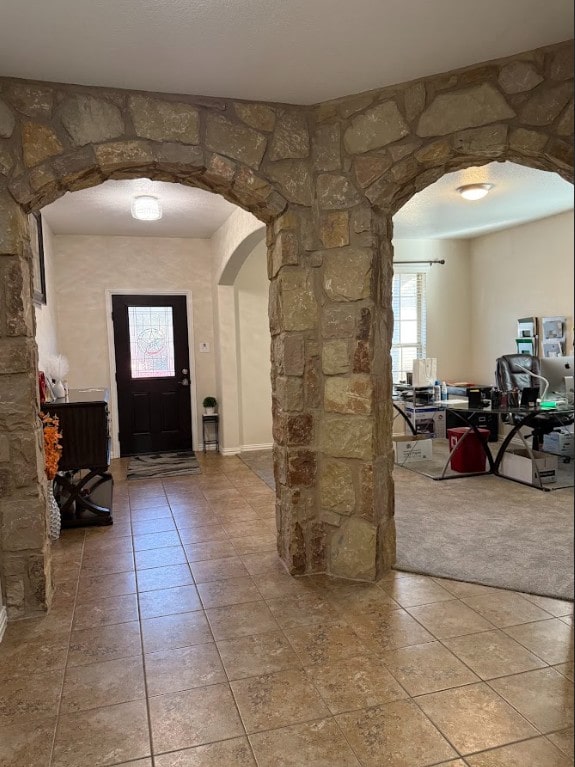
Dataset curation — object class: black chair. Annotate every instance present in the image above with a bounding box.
[495,354,572,450]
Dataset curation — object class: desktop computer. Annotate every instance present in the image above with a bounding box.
[539,356,574,403]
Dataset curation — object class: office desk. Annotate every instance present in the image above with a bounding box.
[446,403,573,489]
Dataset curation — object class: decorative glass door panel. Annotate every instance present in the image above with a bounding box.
[127,306,175,378]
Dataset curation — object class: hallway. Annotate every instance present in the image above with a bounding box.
[0,454,572,766]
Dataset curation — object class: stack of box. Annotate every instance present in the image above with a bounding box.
[542,430,574,457]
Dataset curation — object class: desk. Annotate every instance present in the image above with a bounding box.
[202,414,219,452]
[446,403,573,489]
[41,389,113,527]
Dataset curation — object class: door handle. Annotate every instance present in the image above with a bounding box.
[179,377,190,386]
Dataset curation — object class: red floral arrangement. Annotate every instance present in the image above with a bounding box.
[42,413,62,480]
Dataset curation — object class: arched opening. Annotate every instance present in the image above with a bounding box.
[389,158,573,599]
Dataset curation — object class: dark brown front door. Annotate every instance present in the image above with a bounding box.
[112,295,192,456]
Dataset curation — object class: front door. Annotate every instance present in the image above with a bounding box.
[112,295,192,456]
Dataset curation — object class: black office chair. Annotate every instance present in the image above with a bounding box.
[495,354,572,450]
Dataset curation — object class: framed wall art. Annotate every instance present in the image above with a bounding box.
[28,212,46,306]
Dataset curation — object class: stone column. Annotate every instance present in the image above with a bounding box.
[270,199,396,580]
[0,190,52,618]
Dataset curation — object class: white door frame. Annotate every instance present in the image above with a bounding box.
[105,289,199,458]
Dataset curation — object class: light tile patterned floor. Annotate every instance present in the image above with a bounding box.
[0,452,573,767]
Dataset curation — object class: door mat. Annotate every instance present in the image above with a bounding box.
[127,451,201,479]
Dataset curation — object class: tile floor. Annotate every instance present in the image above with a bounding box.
[0,452,573,767]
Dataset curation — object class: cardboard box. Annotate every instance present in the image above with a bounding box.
[394,435,433,464]
[404,405,442,438]
[500,448,558,485]
[542,430,574,456]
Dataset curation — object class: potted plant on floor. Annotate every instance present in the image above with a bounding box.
[203,396,217,415]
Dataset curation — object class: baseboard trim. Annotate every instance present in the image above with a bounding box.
[0,605,7,644]
[241,443,273,452]
[219,447,241,455]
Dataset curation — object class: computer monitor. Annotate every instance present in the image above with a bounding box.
[539,356,574,398]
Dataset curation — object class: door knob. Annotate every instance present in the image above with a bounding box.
[179,377,190,386]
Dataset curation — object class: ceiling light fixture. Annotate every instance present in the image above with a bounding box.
[457,183,494,201]
[131,195,162,221]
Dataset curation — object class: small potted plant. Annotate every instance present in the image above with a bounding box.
[203,396,217,415]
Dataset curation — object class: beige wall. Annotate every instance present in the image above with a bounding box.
[469,211,574,383]
[52,235,217,453]
[393,238,472,382]
[34,220,60,372]
[235,240,273,448]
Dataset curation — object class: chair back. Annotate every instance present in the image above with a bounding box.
[495,354,540,391]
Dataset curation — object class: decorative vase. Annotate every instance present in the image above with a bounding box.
[52,380,66,398]
[47,482,61,540]
[205,407,215,415]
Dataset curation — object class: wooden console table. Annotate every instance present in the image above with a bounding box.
[41,389,113,527]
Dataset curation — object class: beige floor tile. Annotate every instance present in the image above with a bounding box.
[381,641,479,696]
[380,575,454,607]
[134,546,187,570]
[138,584,202,619]
[141,610,212,653]
[73,594,139,630]
[81,550,135,575]
[1,606,73,644]
[136,564,194,592]
[217,631,302,680]
[149,683,244,753]
[465,735,572,766]
[504,618,574,664]
[462,593,552,628]
[306,654,407,713]
[249,718,361,766]
[328,583,400,619]
[145,643,225,695]
[229,534,277,555]
[215,507,261,524]
[0,635,68,679]
[0,716,57,767]
[83,535,133,556]
[52,700,151,767]
[231,668,330,733]
[416,682,538,754]
[184,540,238,562]
[444,629,547,679]
[178,525,229,545]
[197,576,262,608]
[61,656,145,713]
[154,737,256,766]
[133,531,182,551]
[76,570,137,602]
[265,592,343,630]
[240,551,287,575]
[353,608,435,653]
[253,571,322,600]
[336,699,457,767]
[130,505,173,520]
[553,661,574,681]
[190,556,250,583]
[432,577,503,599]
[407,599,495,639]
[206,601,279,641]
[284,620,370,666]
[489,667,574,733]
[521,593,574,618]
[131,518,177,535]
[67,621,142,667]
[547,727,574,760]
[0,668,64,725]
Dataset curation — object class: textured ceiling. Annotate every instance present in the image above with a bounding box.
[42,163,573,239]
[0,0,572,104]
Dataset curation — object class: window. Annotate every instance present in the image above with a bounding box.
[391,272,427,383]
[128,305,176,378]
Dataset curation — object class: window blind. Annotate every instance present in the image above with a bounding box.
[391,272,427,383]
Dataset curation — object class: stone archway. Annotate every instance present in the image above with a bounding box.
[0,39,572,618]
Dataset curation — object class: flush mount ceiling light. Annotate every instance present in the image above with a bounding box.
[457,183,494,201]
[131,195,162,221]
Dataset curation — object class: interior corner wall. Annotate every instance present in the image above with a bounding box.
[51,235,217,452]
[234,239,273,449]
[393,238,471,382]
[34,220,60,370]
[469,210,574,384]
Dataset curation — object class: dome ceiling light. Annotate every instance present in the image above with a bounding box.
[457,183,494,201]
[131,195,162,221]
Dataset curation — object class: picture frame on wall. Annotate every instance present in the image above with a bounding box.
[29,212,46,306]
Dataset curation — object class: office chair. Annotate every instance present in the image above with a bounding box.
[495,354,573,451]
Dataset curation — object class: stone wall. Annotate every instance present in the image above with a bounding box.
[0,40,572,616]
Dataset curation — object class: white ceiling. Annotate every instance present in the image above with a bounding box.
[42,162,573,240]
[0,0,572,104]
[393,162,574,239]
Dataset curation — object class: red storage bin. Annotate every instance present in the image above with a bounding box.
[447,426,490,473]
